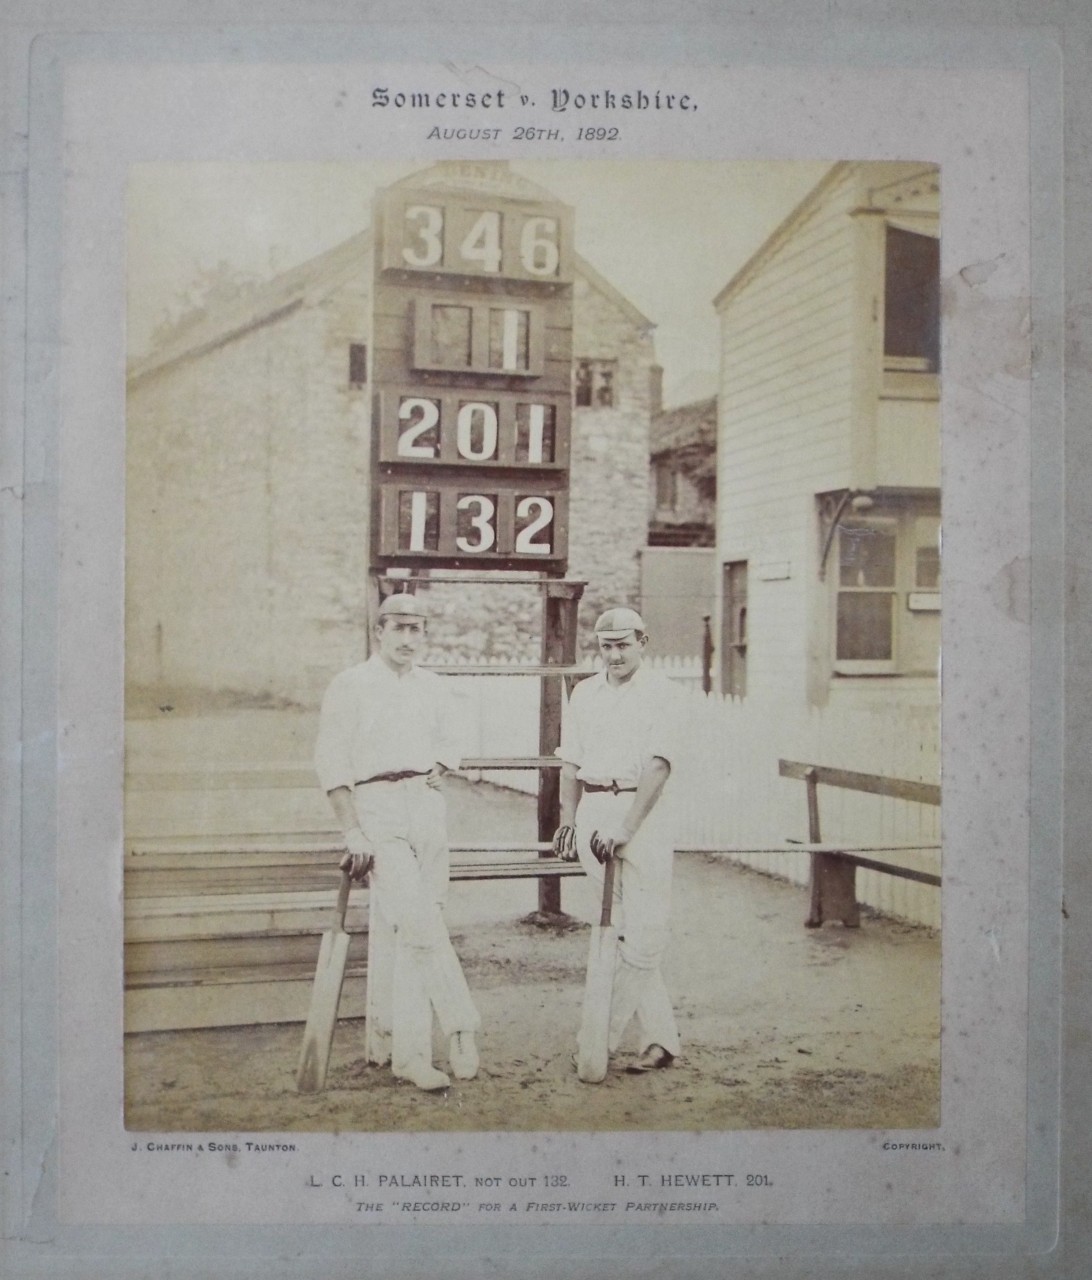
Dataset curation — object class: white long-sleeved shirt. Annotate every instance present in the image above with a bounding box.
[314,655,462,794]
[557,664,679,789]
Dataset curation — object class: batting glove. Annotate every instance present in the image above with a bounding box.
[590,825,633,864]
[339,828,375,883]
[552,824,577,861]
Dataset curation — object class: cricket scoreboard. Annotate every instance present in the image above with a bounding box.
[372,182,574,571]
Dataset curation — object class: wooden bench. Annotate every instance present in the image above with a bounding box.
[778,759,942,928]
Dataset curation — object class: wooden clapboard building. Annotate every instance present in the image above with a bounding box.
[712,162,941,709]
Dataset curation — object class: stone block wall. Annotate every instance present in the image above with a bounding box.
[127,277,374,710]
[127,255,654,707]
[568,274,655,634]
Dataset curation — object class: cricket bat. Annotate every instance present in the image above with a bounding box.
[576,855,618,1083]
[295,869,352,1093]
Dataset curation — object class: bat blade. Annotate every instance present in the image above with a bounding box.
[576,922,618,1083]
[295,926,352,1093]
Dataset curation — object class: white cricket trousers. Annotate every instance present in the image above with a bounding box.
[574,789,681,1058]
[353,777,480,1076]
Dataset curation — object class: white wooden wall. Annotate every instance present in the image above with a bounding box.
[669,685,941,929]
[715,166,861,704]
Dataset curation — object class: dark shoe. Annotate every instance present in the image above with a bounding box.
[627,1044,675,1073]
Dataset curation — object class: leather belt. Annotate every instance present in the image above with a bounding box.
[357,770,428,785]
[583,781,638,794]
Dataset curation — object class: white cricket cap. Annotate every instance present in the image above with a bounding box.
[377,593,428,621]
[594,606,646,639]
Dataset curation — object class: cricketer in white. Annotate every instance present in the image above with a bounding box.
[555,607,683,1075]
[314,593,481,1092]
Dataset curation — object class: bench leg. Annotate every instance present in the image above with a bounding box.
[807,853,861,928]
[803,770,860,928]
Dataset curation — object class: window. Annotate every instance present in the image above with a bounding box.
[836,519,897,663]
[832,503,940,675]
[574,359,616,408]
[884,227,940,373]
[654,463,678,512]
[721,560,748,698]
[348,343,368,388]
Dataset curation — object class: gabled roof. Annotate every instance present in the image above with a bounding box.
[651,395,717,490]
[712,162,850,311]
[712,161,940,313]
[576,253,655,332]
[129,162,655,384]
[651,395,716,457]
[128,230,372,384]
[394,159,562,205]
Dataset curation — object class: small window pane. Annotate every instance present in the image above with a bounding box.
[837,593,895,660]
[839,523,897,588]
[574,361,593,407]
[914,517,941,589]
[430,305,472,367]
[916,546,941,591]
[884,226,940,371]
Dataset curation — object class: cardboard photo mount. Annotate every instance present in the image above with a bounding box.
[2,7,1085,1279]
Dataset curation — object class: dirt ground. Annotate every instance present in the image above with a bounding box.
[125,778,940,1133]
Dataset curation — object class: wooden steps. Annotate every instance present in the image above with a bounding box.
[123,840,583,1033]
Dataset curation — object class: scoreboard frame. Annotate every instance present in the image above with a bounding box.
[371,179,574,574]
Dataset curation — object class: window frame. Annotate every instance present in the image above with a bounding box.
[573,358,618,408]
[829,499,941,678]
[882,223,941,376]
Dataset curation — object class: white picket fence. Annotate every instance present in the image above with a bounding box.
[666,687,941,929]
[446,669,940,929]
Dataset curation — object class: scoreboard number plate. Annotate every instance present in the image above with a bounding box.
[382,390,567,468]
[381,189,572,284]
[382,485,565,563]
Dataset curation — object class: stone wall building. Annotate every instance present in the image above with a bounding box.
[648,395,716,547]
[126,163,657,708]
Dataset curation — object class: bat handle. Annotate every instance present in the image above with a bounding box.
[334,869,352,930]
[600,857,616,927]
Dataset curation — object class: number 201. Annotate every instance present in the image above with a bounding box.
[398,398,552,464]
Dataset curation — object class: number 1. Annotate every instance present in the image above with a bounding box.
[407,491,429,552]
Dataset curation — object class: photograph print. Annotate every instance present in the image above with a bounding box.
[122,157,942,1134]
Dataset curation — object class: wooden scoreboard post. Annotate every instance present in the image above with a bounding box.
[371,177,579,916]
